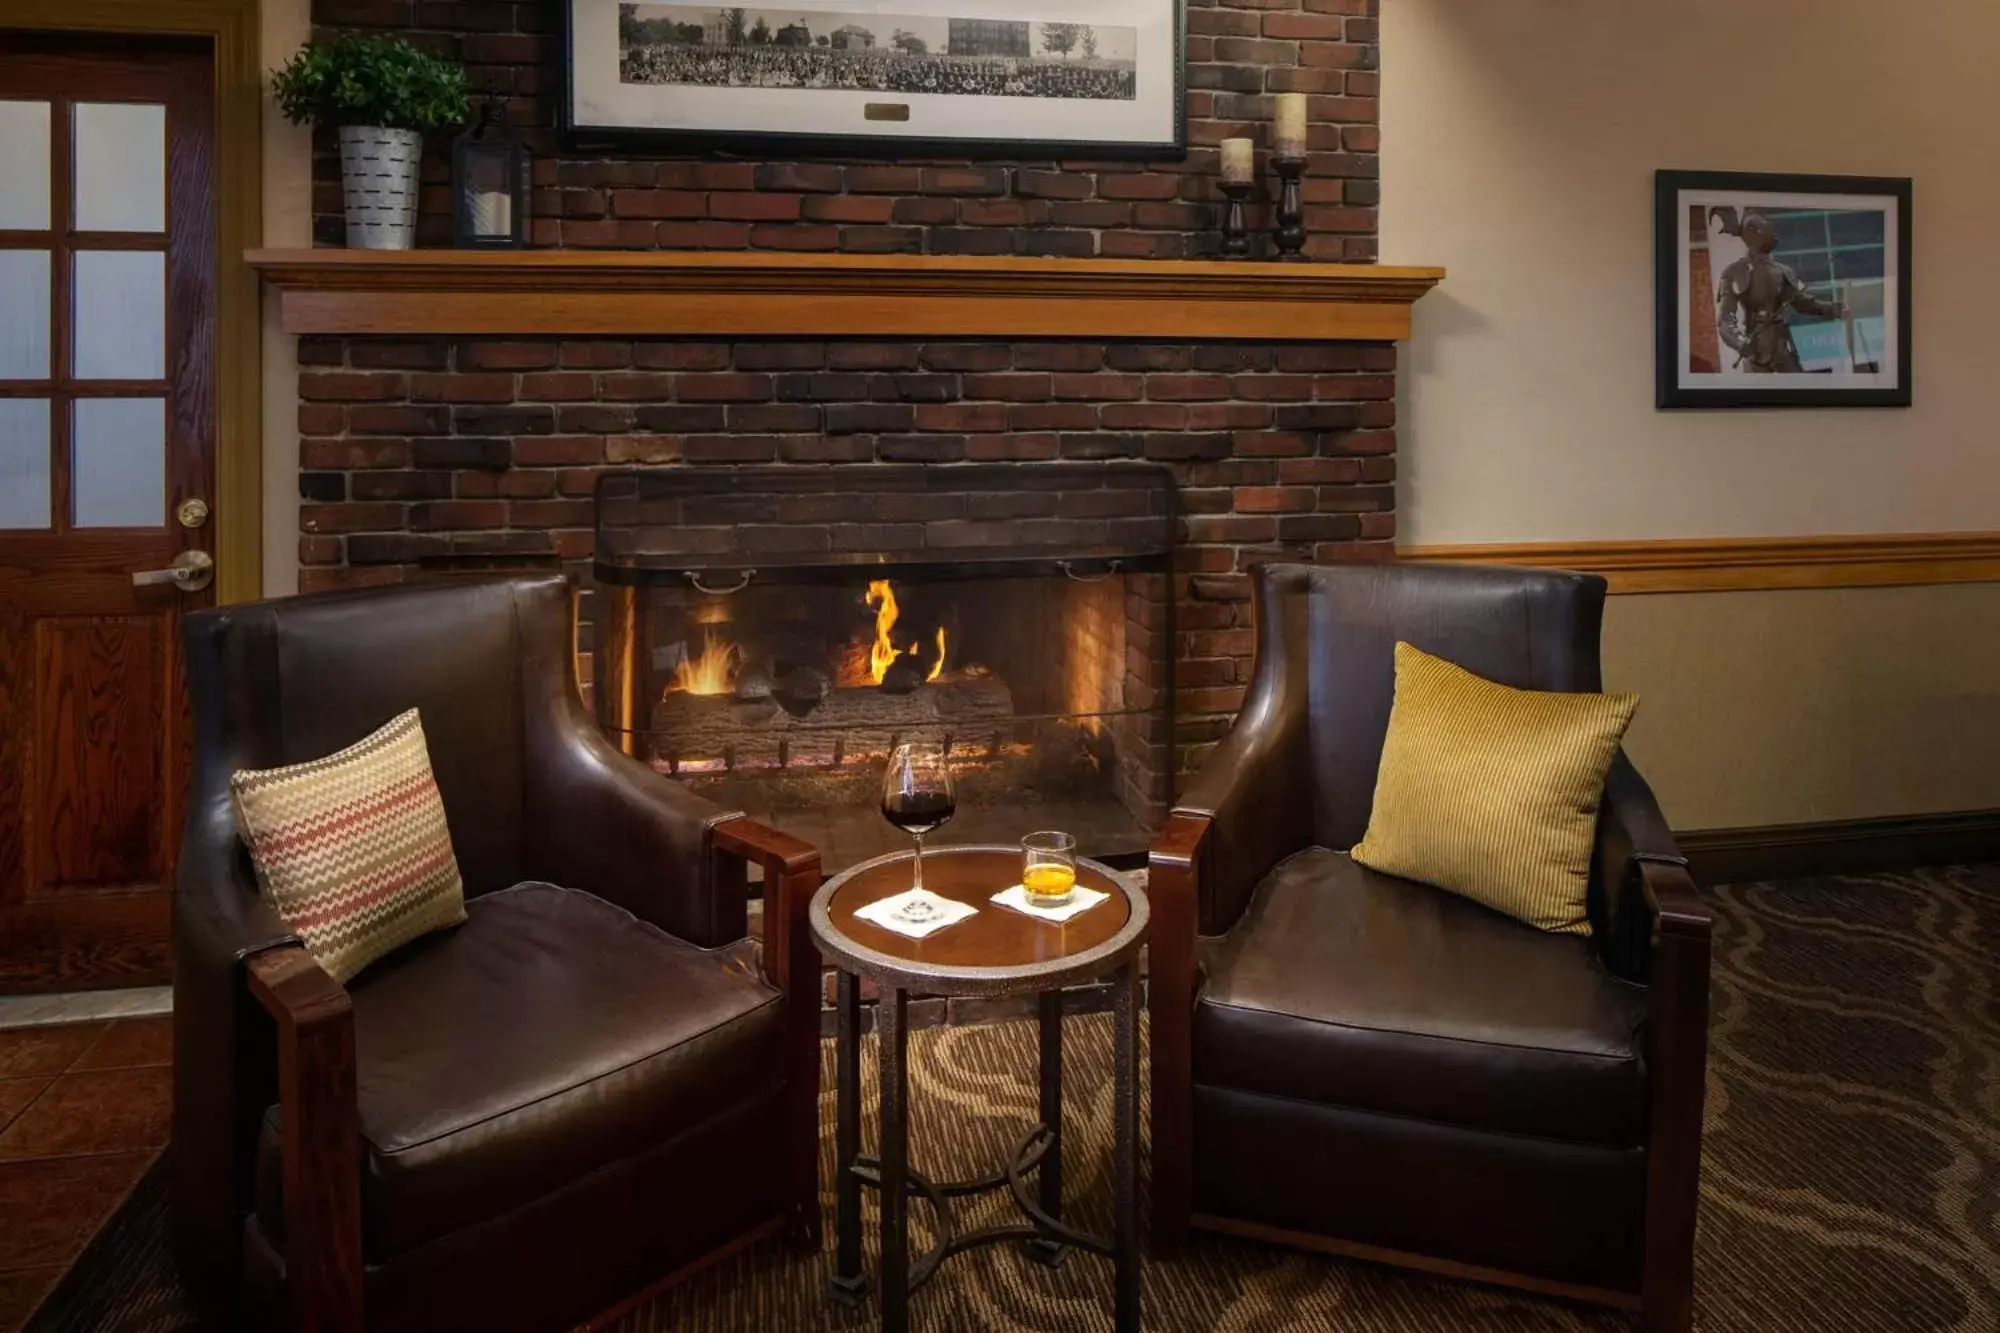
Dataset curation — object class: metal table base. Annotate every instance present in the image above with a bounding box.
[828,966,1142,1333]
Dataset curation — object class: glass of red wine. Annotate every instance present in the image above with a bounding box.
[882,740,956,893]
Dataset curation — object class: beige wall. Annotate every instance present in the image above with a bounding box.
[260,0,311,597]
[1382,0,1999,544]
[1382,0,2000,828]
[1605,585,2000,830]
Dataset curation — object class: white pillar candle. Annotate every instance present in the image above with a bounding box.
[472,189,512,237]
[1219,138,1254,185]
[1273,93,1309,158]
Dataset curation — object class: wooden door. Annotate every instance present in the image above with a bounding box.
[0,39,217,992]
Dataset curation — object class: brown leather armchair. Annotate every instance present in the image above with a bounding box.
[1149,562,1711,1332]
[172,575,822,1333]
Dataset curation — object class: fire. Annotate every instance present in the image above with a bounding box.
[866,580,900,684]
[863,580,950,685]
[674,626,741,696]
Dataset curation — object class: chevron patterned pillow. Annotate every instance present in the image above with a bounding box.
[231,709,467,983]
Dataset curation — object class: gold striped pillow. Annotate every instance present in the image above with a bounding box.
[1351,642,1637,935]
[231,709,467,983]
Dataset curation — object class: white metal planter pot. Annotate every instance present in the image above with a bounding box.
[337,126,422,250]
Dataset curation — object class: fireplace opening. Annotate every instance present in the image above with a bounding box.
[594,464,1176,873]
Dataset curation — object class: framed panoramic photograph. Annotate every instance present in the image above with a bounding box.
[561,1,1186,157]
[1655,170,1913,409]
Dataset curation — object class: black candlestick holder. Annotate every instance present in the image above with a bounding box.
[1218,179,1253,258]
[1271,154,1308,262]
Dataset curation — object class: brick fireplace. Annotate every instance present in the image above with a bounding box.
[279,0,1418,794]
[293,331,1397,784]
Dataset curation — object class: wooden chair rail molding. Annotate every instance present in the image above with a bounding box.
[1400,533,2000,594]
[246,249,1445,342]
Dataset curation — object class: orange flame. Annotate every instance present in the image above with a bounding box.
[866,580,900,684]
[674,626,741,696]
[864,580,947,685]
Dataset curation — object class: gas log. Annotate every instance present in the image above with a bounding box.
[652,675,1015,773]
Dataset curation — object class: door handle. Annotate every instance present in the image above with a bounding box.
[132,550,214,593]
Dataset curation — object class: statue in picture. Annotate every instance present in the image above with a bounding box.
[1714,209,1847,373]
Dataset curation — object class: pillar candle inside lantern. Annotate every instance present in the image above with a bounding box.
[472,190,512,236]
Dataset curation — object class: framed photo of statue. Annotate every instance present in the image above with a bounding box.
[1655,170,1913,409]
[560,1,1186,158]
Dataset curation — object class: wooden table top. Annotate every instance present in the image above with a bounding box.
[808,845,1148,996]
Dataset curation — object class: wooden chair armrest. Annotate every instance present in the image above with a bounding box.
[1146,811,1210,1254]
[711,815,824,1248]
[1151,810,1211,871]
[713,815,821,879]
[244,945,363,1333]
[1644,857,1713,941]
[1640,858,1711,1329]
[712,816,821,991]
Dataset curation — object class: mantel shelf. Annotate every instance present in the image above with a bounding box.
[246,249,1444,342]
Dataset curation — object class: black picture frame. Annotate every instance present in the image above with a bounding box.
[1655,170,1913,409]
[559,3,1188,160]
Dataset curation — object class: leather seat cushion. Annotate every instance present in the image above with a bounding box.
[257,882,784,1262]
[1193,848,1649,1147]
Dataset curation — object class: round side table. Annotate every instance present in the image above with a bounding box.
[809,845,1148,1333]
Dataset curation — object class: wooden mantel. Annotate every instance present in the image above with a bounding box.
[247,249,1444,342]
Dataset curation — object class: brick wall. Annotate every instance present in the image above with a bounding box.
[311,0,1380,261]
[294,337,1397,773]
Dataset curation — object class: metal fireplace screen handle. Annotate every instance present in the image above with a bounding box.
[1058,559,1121,584]
[686,569,756,595]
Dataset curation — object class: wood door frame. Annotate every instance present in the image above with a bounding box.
[4,0,263,604]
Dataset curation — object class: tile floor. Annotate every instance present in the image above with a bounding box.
[0,1017,173,1333]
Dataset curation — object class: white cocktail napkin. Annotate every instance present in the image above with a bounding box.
[853,887,979,940]
[990,883,1111,923]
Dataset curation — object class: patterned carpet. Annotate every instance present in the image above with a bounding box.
[30,868,2000,1332]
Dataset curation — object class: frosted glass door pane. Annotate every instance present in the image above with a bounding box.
[73,397,165,528]
[73,102,166,233]
[0,399,52,530]
[0,250,51,380]
[0,102,51,230]
[73,250,165,380]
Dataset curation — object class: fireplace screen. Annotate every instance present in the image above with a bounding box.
[594,464,1175,873]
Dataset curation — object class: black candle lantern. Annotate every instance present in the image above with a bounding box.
[452,100,529,249]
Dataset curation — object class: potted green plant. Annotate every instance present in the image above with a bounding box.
[271,35,471,250]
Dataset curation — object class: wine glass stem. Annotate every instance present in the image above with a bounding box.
[911,832,925,893]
